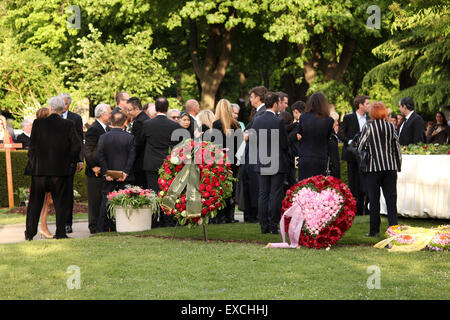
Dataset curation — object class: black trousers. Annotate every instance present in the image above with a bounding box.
[146,170,174,227]
[365,170,399,235]
[86,175,103,233]
[242,164,259,222]
[25,176,71,239]
[298,157,327,181]
[65,174,75,227]
[134,169,147,189]
[347,160,368,215]
[97,180,127,233]
[258,173,286,233]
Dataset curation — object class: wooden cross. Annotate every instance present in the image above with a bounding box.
[0,130,22,208]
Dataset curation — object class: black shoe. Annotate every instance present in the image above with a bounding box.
[53,235,70,239]
[65,225,73,234]
[261,228,270,234]
[365,233,379,237]
[24,231,33,241]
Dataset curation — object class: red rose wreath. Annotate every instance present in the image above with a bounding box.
[278,175,356,249]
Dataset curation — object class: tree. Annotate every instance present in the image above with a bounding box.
[261,0,391,113]
[0,38,65,119]
[166,0,260,110]
[363,1,450,113]
[62,25,175,106]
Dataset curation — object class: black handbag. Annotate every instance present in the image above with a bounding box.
[348,132,369,173]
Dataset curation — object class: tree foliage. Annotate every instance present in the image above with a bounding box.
[62,25,175,106]
[363,1,450,112]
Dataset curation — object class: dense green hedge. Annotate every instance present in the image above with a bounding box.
[1,145,348,208]
[0,151,87,208]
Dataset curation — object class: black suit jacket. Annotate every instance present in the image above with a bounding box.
[66,110,84,162]
[28,114,81,176]
[298,112,334,161]
[140,115,182,172]
[398,111,425,146]
[131,111,150,171]
[251,110,289,175]
[84,120,108,177]
[337,112,368,161]
[98,128,136,181]
[245,105,266,130]
[15,133,31,150]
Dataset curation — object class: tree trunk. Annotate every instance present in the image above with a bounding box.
[189,21,232,110]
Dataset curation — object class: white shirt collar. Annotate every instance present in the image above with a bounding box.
[96,119,108,132]
[61,110,69,119]
[156,112,167,117]
[256,104,265,112]
[267,109,276,115]
[405,110,414,120]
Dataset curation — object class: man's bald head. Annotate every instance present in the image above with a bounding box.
[185,99,200,117]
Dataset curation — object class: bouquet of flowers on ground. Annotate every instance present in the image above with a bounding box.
[377,225,450,252]
[158,139,235,228]
[107,185,159,220]
[279,175,356,249]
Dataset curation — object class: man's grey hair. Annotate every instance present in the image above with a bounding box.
[48,96,66,113]
[167,108,180,116]
[21,119,33,128]
[231,103,240,112]
[59,92,72,106]
[95,103,111,118]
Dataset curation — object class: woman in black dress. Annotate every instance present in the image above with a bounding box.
[298,92,334,180]
[211,99,242,223]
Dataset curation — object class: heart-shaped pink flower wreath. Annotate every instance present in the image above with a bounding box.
[281,175,356,249]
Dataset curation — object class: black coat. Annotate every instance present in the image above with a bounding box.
[398,111,426,146]
[337,112,368,161]
[28,113,81,176]
[97,128,136,181]
[251,110,289,175]
[84,120,108,177]
[140,115,182,172]
[298,112,334,161]
[15,133,31,150]
[131,111,150,171]
[211,119,242,170]
[66,110,84,162]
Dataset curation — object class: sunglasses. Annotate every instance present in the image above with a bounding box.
[170,116,180,120]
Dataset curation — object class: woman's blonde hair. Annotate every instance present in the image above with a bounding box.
[197,110,215,129]
[0,115,6,129]
[214,99,238,135]
[36,107,50,119]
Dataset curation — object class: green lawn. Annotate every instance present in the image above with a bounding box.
[0,215,448,300]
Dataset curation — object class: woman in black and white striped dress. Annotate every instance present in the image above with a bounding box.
[358,102,402,237]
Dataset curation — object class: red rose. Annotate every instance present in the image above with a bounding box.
[210,190,216,197]
[206,185,213,192]
[208,205,215,211]
[201,208,207,215]
[203,191,210,198]
[199,183,206,191]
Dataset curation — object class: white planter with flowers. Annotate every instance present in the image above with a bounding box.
[107,185,159,232]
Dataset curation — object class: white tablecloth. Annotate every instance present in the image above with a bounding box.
[380,155,450,219]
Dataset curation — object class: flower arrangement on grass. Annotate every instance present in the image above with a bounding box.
[281,175,356,249]
[380,225,449,252]
[402,143,450,155]
[158,139,235,228]
[107,185,159,220]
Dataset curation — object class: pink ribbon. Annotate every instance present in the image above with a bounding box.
[266,194,304,249]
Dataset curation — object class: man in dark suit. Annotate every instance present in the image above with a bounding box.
[398,97,425,146]
[84,103,111,234]
[240,86,268,223]
[15,119,32,149]
[251,92,289,234]
[126,97,150,188]
[140,97,182,227]
[25,96,81,240]
[97,111,136,233]
[59,93,84,233]
[338,95,370,216]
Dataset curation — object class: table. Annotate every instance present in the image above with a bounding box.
[380,155,450,219]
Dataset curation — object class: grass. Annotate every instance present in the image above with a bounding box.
[0,215,448,300]
[0,208,88,225]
